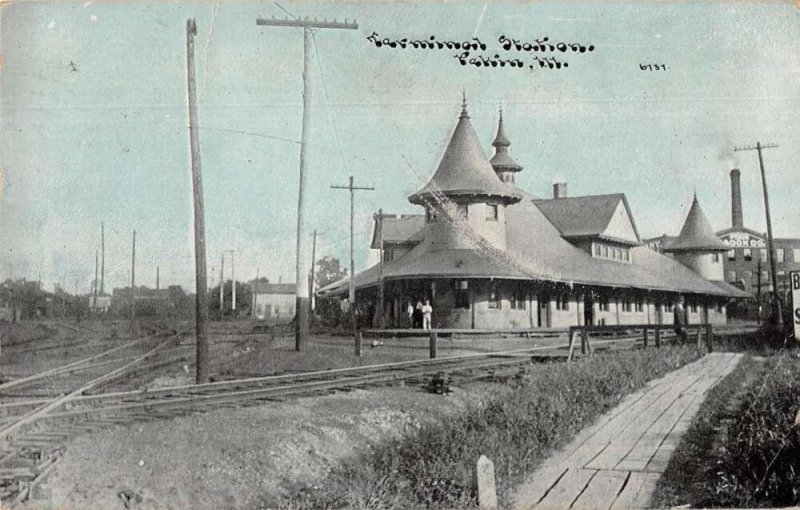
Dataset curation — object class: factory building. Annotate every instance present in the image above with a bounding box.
[318,99,747,329]
[648,169,800,299]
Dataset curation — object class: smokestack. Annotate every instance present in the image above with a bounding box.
[730,169,743,228]
[553,182,567,199]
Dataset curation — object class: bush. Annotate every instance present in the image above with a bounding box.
[695,354,800,508]
[279,346,703,509]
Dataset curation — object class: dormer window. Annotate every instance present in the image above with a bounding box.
[486,204,499,221]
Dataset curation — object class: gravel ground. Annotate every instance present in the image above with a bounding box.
[38,383,505,510]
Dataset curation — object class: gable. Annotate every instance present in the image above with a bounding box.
[602,200,640,244]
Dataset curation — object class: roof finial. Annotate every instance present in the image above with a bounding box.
[460,89,469,118]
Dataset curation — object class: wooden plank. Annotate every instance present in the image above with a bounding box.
[572,470,629,510]
[610,471,660,510]
[535,468,596,509]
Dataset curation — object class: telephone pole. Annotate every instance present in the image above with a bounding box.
[310,230,317,313]
[374,209,385,329]
[93,250,99,311]
[186,18,210,383]
[331,175,374,336]
[734,142,781,327]
[223,249,236,314]
[219,253,225,316]
[256,15,359,353]
[100,222,105,296]
[130,229,136,326]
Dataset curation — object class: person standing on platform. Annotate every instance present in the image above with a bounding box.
[414,300,424,329]
[422,300,433,330]
[406,301,414,328]
[673,295,688,345]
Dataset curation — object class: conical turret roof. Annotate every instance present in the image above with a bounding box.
[665,195,728,252]
[489,109,522,172]
[408,99,522,206]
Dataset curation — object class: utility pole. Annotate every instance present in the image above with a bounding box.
[186,18,210,383]
[100,222,105,296]
[156,266,160,290]
[130,229,136,326]
[310,230,317,313]
[331,175,374,336]
[219,253,225,316]
[756,257,762,324]
[734,142,782,327]
[256,15,359,353]
[375,209,385,329]
[222,249,236,316]
[93,250,99,311]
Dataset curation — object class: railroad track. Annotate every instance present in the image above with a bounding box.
[0,325,758,506]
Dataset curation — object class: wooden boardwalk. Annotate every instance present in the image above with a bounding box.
[513,352,743,510]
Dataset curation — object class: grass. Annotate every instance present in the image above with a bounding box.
[276,345,703,509]
[653,346,800,508]
[650,353,766,507]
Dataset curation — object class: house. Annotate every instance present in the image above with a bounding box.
[251,282,295,322]
[318,98,748,329]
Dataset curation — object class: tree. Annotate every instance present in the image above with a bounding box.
[315,256,348,287]
[314,256,347,324]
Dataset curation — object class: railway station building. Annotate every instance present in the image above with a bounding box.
[318,99,748,329]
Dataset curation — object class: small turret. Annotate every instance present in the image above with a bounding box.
[665,194,727,281]
[489,108,523,184]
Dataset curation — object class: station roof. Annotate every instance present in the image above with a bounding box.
[407,100,522,206]
[532,194,641,245]
[370,214,425,249]
[320,190,748,299]
[665,196,728,252]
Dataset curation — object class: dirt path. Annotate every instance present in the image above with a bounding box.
[512,352,743,510]
[32,383,502,510]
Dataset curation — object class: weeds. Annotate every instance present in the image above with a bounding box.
[279,346,702,509]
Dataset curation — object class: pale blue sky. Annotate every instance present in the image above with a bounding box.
[1,1,798,293]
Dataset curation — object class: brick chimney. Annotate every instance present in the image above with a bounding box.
[553,182,567,199]
[730,169,743,228]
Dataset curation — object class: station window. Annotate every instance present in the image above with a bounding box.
[778,270,786,277]
[511,284,526,310]
[621,299,632,313]
[383,249,394,263]
[555,296,570,311]
[762,271,769,281]
[712,253,720,263]
[716,302,724,313]
[488,282,500,309]
[727,249,735,261]
[743,270,752,281]
[728,270,736,282]
[635,299,644,312]
[664,303,674,312]
[760,248,768,260]
[743,248,752,261]
[594,244,602,256]
[486,204,499,221]
[598,297,610,312]
[456,204,468,220]
[624,250,630,262]
[776,248,785,263]
[602,245,609,257]
[794,249,800,262]
[690,303,698,313]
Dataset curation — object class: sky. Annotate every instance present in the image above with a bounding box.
[1,1,799,294]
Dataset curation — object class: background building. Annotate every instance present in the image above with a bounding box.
[252,282,295,322]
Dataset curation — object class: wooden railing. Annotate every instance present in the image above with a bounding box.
[567,323,714,361]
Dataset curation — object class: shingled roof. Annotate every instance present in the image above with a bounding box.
[370,214,425,249]
[665,195,728,252]
[532,194,641,245]
[319,190,748,299]
[408,99,522,206]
